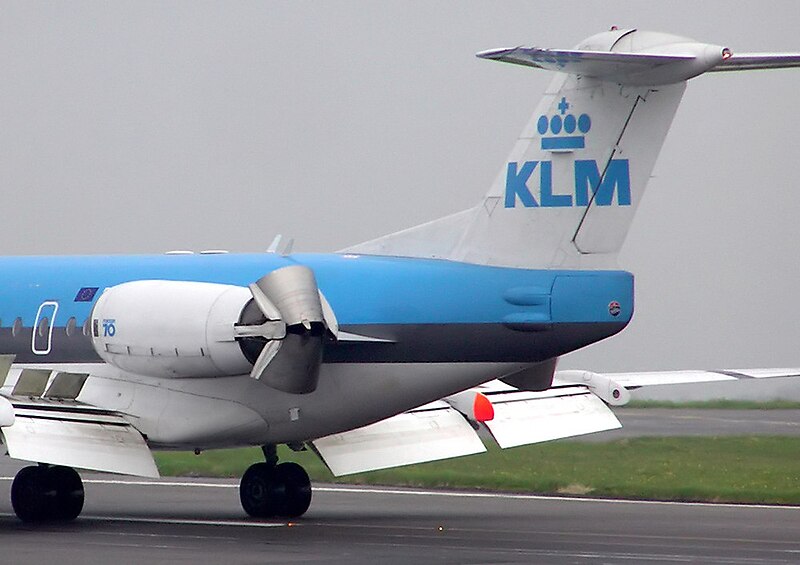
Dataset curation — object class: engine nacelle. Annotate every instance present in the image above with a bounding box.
[91,280,254,378]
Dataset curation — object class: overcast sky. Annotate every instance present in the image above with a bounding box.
[2,1,800,372]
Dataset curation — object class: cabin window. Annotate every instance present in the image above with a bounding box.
[37,317,49,338]
[65,317,77,337]
[82,317,91,337]
[12,317,22,337]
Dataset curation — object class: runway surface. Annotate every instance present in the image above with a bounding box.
[598,408,800,440]
[1,475,799,564]
[1,409,799,564]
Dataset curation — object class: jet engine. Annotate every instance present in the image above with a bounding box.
[90,265,337,393]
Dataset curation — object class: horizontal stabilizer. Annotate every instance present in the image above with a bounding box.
[479,31,800,88]
[312,401,485,476]
[1,399,158,478]
[477,38,727,86]
[711,53,800,72]
[478,381,621,448]
[478,46,692,73]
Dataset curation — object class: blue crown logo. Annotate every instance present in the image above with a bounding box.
[537,97,591,151]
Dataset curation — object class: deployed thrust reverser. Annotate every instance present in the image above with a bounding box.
[90,265,337,393]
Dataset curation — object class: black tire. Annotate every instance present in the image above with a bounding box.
[240,462,276,518]
[11,466,51,523]
[272,462,312,518]
[47,466,84,521]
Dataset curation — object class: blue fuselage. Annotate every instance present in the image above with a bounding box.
[0,252,634,365]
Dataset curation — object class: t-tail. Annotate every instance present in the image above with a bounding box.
[346,28,800,269]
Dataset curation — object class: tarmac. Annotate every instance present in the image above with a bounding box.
[0,408,798,564]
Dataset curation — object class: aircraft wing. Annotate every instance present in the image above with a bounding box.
[476,381,621,448]
[311,400,486,476]
[311,381,619,476]
[312,366,800,476]
[0,361,159,478]
[554,368,800,389]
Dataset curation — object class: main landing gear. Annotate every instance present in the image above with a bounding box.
[11,464,85,523]
[239,445,312,519]
[9,447,310,523]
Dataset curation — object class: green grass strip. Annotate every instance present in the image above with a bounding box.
[154,436,800,505]
[626,399,800,410]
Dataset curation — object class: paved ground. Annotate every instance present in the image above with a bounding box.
[1,476,799,564]
[1,409,799,564]
[630,377,800,402]
[595,408,800,440]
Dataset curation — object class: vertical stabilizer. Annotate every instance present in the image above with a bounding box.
[450,69,685,269]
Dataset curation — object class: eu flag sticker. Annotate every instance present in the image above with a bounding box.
[75,287,99,302]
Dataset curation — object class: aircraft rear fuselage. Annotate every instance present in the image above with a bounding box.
[0,252,632,366]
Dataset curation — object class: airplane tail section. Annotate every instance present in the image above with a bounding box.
[451,41,687,269]
[346,29,800,269]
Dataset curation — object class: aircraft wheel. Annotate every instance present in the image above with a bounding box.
[11,466,51,523]
[47,466,84,521]
[240,462,276,518]
[272,462,312,518]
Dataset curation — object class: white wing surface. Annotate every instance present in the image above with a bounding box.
[477,381,621,448]
[311,401,485,476]
[556,368,800,389]
[2,400,158,478]
[312,381,620,476]
[0,360,158,478]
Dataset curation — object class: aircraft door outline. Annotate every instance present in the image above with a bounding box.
[32,301,58,356]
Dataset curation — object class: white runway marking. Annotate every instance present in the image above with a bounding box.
[86,515,290,528]
[313,485,800,510]
[89,478,235,488]
[0,512,289,528]
[2,476,798,511]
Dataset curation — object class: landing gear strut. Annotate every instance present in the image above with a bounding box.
[11,465,85,523]
[239,445,312,518]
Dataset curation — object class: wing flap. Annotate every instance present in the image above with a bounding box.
[480,384,621,448]
[1,400,158,478]
[312,402,485,476]
[312,382,624,475]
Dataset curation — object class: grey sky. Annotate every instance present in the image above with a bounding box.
[2,1,800,372]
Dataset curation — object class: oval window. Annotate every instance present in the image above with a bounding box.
[38,317,49,338]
